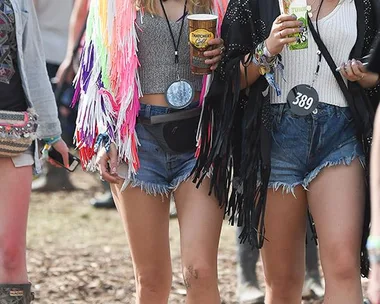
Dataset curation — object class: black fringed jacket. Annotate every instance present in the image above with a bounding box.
[193,0,380,277]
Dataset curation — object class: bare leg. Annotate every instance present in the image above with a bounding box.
[111,184,172,304]
[0,158,32,283]
[261,186,308,304]
[173,179,224,304]
[307,159,365,304]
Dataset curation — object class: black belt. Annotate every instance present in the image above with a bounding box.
[138,107,201,125]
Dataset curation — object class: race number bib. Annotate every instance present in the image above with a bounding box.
[287,84,319,116]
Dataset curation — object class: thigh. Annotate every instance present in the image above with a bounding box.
[173,178,224,267]
[307,159,365,273]
[261,186,308,279]
[0,158,32,243]
[110,183,172,272]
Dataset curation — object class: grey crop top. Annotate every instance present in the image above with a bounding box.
[136,12,204,95]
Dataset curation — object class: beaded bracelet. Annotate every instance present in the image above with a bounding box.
[44,136,61,146]
[250,41,284,96]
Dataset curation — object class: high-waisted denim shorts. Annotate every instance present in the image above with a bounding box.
[269,103,364,194]
[117,103,198,196]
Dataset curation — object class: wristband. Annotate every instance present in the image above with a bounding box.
[367,236,380,251]
[94,133,112,153]
[263,40,274,58]
[251,41,284,96]
[44,136,61,146]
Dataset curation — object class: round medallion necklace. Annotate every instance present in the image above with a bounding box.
[159,0,194,109]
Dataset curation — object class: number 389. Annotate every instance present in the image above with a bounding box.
[293,92,314,110]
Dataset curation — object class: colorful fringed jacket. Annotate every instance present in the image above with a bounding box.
[72,0,228,181]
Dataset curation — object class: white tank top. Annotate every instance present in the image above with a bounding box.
[270,0,357,107]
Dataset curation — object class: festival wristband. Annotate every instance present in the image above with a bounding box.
[251,41,284,96]
[367,236,380,251]
[44,136,61,146]
[94,133,112,153]
[263,40,274,58]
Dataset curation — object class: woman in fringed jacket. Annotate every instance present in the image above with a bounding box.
[72,0,228,303]
[193,0,380,303]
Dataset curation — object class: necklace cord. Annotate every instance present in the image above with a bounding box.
[159,0,188,64]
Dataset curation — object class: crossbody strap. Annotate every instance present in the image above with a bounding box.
[308,16,355,106]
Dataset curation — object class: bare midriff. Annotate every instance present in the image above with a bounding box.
[139,91,201,107]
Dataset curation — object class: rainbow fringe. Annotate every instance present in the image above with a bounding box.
[73,0,228,177]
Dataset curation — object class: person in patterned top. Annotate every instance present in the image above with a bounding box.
[0,0,70,303]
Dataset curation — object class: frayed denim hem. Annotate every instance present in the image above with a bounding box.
[267,155,365,197]
[119,172,192,197]
[121,178,170,197]
[303,154,365,189]
[268,181,302,197]
[171,172,192,192]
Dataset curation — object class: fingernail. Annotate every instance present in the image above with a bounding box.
[300,26,306,32]
[296,37,301,43]
[291,14,297,19]
[112,167,116,174]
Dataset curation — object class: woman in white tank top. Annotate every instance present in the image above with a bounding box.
[193,0,380,303]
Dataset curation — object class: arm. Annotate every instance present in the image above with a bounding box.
[22,0,61,139]
[368,107,380,304]
[239,57,261,89]
[55,0,89,84]
[22,0,69,165]
[339,59,380,88]
[239,14,301,89]
[65,0,88,62]
[359,71,380,88]
[371,108,380,235]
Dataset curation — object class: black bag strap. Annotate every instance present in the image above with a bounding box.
[308,15,355,106]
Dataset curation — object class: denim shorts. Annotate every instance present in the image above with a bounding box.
[117,103,198,195]
[269,103,364,194]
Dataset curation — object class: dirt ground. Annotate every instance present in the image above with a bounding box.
[27,169,369,304]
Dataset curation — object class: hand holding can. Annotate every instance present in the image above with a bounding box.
[188,14,218,75]
[278,0,309,51]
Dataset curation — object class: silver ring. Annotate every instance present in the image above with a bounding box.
[219,45,225,53]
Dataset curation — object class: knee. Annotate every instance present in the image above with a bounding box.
[0,237,25,272]
[135,267,172,298]
[323,249,360,281]
[265,270,304,298]
[182,262,217,292]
